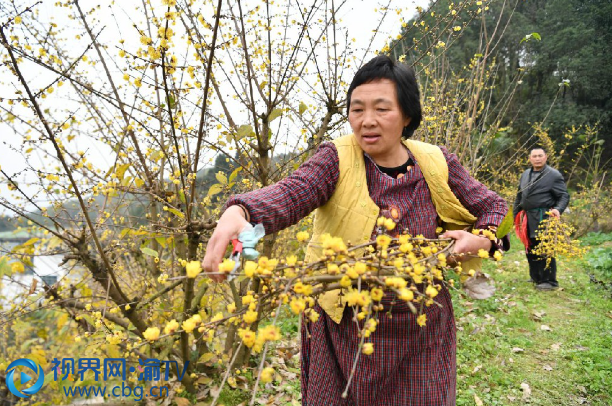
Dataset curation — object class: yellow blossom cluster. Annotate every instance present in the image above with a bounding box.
[532,214,588,265]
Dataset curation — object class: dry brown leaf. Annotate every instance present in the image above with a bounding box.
[512,347,524,353]
[521,382,531,401]
[474,394,484,406]
[551,343,561,351]
[463,272,496,299]
[540,324,552,331]
[174,398,191,406]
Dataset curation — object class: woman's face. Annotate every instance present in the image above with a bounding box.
[348,79,411,165]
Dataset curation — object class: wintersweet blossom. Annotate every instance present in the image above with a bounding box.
[143,327,160,341]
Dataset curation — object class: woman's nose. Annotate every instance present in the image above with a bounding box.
[362,109,376,126]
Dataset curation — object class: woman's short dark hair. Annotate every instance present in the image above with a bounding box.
[347,55,422,139]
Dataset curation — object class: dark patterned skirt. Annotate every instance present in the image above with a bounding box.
[301,287,456,406]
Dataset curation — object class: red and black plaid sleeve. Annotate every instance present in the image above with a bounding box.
[224,142,339,234]
[441,146,508,229]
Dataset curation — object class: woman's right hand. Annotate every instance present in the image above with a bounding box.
[201,205,251,282]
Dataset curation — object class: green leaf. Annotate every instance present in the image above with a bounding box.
[496,210,514,238]
[115,163,131,181]
[179,190,186,203]
[166,207,185,218]
[119,228,131,239]
[237,124,254,140]
[140,247,158,257]
[216,172,228,185]
[229,167,242,183]
[155,237,167,248]
[167,94,177,109]
[208,184,223,197]
[299,101,308,116]
[23,237,40,246]
[269,108,283,122]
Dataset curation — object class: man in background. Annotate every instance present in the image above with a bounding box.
[514,147,570,290]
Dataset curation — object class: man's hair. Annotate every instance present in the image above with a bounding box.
[530,146,547,154]
[347,55,422,139]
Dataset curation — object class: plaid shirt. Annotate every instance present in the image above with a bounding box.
[227,142,508,405]
[226,142,507,238]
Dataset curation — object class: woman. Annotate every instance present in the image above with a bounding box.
[202,55,508,405]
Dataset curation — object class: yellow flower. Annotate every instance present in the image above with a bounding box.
[260,367,274,383]
[362,343,374,355]
[164,320,179,335]
[477,249,489,259]
[376,234,392,249]
[354,262,367,275]
[417,314,427,327]
[376,217,385,227]
[243,310,258,324]
[218,258,236,274]
[242,294,255,306]
[238,328,256,348]
[143,327,160,341]
[293,282,313,296]
[259,325,281,342]
[227,302,237,313]
[345,290,371,308]
[286,255,297,266]
[346,267,359,279]
[493,251,503,261]
[290,298,306,315]
[340,275,352,288]
[371,288,384,302]
[385,277,407,289]
[186,261,201,278]
[244,261,257,277]
[11,262,25,273]
[14,16,22,24]
[296,231,310,242]
[182,319,197,333]
[384,218,396,231]
[306,309,320,322]
[426,285,439,298]
[398,288,414,302]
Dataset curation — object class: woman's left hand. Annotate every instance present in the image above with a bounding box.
[441,229,492,256]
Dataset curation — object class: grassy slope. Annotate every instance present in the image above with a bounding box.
[454,236,612,405]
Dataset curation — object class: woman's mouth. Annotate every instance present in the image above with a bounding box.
[362,134,381,144]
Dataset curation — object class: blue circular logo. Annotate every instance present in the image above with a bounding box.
[5,358,45,398]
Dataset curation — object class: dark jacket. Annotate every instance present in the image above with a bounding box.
[513,165,570,238]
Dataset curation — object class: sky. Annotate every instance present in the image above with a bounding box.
[0,0,430,216]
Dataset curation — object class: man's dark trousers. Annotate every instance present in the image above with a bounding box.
[527,237,558,286]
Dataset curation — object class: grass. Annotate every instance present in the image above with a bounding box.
[210,234,612,406]
[454,234,612,405]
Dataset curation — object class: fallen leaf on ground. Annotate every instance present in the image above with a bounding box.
[174,398,191,406]
[521,382,531,401]
[474,394,484,406]
[540,324,552,331]
[512,347,524,353]
[543,364,553,371]
[551,343,561,351]
[464,273,496,299]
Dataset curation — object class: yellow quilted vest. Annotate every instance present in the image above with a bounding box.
[305,134,481,323]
